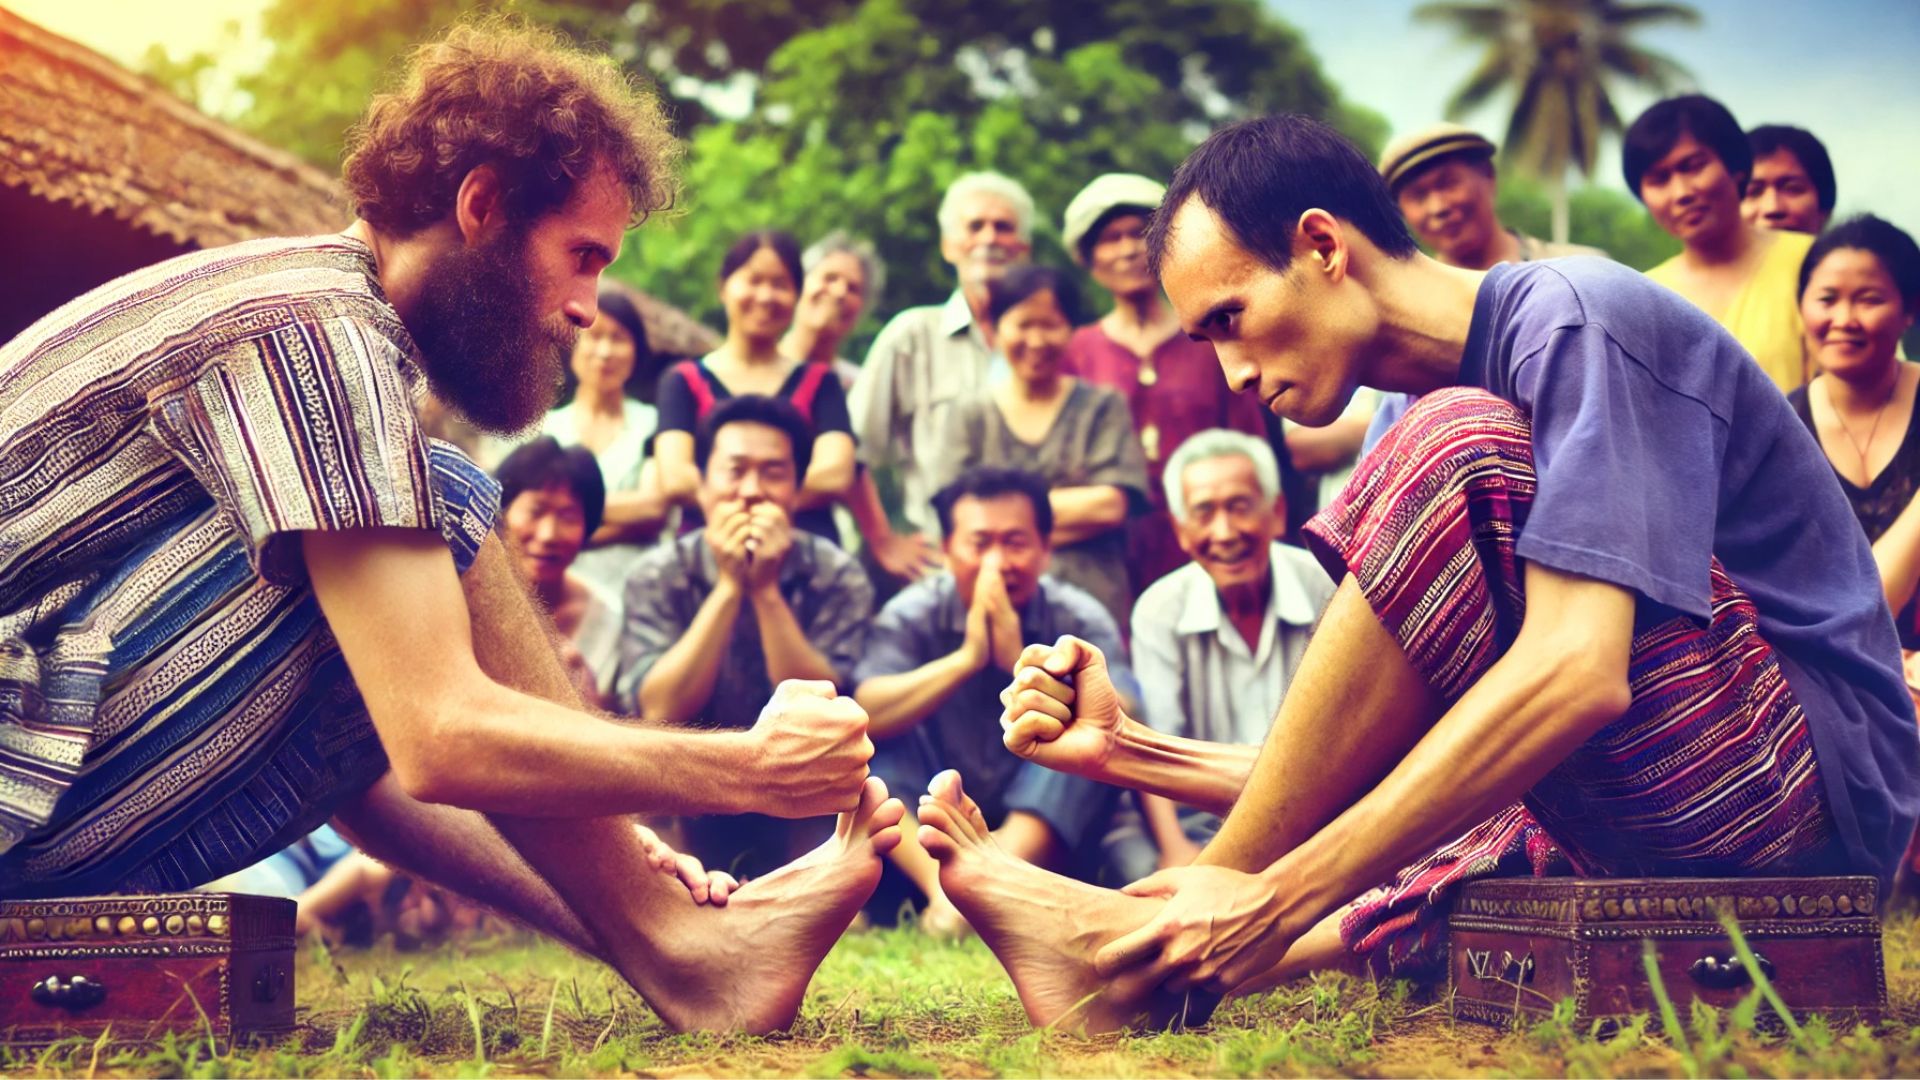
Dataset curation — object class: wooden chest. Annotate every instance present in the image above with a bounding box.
[0,893,295,1046]
[1447,876,1885,1029]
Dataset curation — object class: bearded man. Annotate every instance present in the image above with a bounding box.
[0,22,902,1034]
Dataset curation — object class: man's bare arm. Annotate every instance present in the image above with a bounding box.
[638,581,743,725]
[302,528,867,817]
[752,588,841,686]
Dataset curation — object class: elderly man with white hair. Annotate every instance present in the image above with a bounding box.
[848,172,1036,568]
[1106,429,1336,879]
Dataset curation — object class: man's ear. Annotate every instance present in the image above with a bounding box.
[1294,209,1349,283]
[453,165,509,246]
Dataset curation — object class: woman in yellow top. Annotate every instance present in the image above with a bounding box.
[1627,95,1813,392]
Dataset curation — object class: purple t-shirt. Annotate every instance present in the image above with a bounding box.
[1462,258,1919,881]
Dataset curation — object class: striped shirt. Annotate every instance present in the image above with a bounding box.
[0,235,497,895]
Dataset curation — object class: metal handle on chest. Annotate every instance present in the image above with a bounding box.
[29,974,108,1011]
[1689,951,1775,990]
[1466,948,1536,985]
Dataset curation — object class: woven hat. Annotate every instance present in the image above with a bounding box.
[1378,124,1497,196]
[1061,173,1166,266]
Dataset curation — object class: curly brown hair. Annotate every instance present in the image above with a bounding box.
[342,19,680,235]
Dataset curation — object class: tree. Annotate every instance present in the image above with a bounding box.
[1418,0,1699,243]
[614,0,1385,351]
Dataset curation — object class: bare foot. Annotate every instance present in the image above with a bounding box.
[917,771,1189,1033]
[647,776,905,1033]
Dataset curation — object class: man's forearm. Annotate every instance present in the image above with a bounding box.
[1049,486,1128,547]
[1098,717,1259,817]
[1258,643,1628,934]
[637,584,741,723]
[855,650,978,739]
[751,588,840,685]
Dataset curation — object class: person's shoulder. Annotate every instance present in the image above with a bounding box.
[877,571,954,619]
[797,530,866,577]
[1512,257,1687,332]
[1133,561,1204,619]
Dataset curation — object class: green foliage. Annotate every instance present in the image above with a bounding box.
[143,0,1372,354]
[1495,174,1681,270]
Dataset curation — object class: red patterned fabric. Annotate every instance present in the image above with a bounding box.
[1303,388,1836,980]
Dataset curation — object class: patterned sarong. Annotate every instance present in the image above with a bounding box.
[1302,388,1836,980]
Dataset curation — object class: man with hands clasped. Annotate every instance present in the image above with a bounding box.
[853,467,1134,936]
[617,395,875,876]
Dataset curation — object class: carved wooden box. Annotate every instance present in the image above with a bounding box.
[0,893,295,1046]
[1447,876,1885,1029]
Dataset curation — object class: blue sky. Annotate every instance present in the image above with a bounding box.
[1270,0,1920,234]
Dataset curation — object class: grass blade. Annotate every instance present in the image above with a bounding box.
[1642,939,1700,1078]
[1715,909,1809,1048]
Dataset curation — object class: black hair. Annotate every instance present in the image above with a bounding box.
[1748,124,1837,213]
[693,394,815,480]
[494,436,606,536]
[718,230,804,294]
[558,281,660,407]
[1079,203,1156,266]
[932,466,1054,540]
[1622,95,1751,202]
[1799,214,1920,312]
[986,265,1087,327]
[1146,114,1418,277]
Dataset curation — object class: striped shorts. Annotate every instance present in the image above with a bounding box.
[1302,388,1836,980]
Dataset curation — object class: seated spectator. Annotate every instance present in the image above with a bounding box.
[496,437,621,706]
[1628,95,1814,392]
[616,395,873,876]
[1789,215,1920,653]
[854,467,1133,935]
[1744,125,1836,236]
[1104,431,1336,881]
[939,267,1151,626]
[654,231,856,542]
[1060,173,1267,593]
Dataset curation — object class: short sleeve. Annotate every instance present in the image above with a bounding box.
[1512,323,1721,618]
[1082,389,1153,514]
[806,371,853,436]
[853,585,937,686]
[655,366,700,435]
[850,317,911,468]
[803,549,874,687]
[160,314,438,587]
[614,547,694,712]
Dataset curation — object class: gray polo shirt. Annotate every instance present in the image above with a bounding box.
[614,530,873,727]
[849,290,997,536]
[1129,542,1336,746]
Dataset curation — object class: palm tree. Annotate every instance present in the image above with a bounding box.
[1417,0,1699,243]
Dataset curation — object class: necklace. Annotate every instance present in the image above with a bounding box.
[1827,375,1898,482]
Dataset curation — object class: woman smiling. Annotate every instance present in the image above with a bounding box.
[938,266,1150,626]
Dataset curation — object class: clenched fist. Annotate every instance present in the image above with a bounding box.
[744,680,874,816]
[999,635,1127,779]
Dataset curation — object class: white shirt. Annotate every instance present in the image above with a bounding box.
[1129,542,1337,747]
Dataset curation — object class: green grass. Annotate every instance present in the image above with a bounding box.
[9,914,1920,1077]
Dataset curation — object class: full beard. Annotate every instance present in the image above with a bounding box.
[407,228,576,435]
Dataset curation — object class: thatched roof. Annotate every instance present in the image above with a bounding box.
[0,6,345,246]
[0,7,719,357]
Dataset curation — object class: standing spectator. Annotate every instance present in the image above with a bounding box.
[939,267,1150,626]
[848,173,1035,557]
[1789,216,1920,652]
[1629,95,1814,392]
[1364,124,1609,461]
[1060,173,1267,592]
[782,232,945,581]
[531,282,668,596]
[496,437,620,706]
[854,467,1131,935]
[1106,431,1335,880]
[1744,125,1837,236]
[653,231,856,542]
[616,396,873,876]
